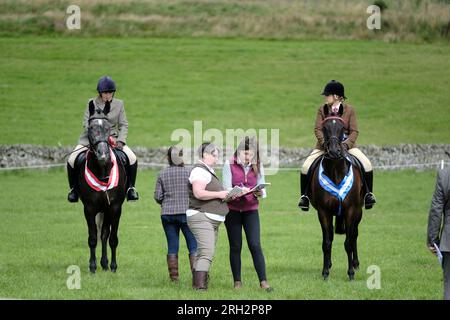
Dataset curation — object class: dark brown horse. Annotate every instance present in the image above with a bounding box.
[309,116,364,280]
[76,103,127,273]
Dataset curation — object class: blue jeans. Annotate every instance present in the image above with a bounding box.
[161,214,197,255]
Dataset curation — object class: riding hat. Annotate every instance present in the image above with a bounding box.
[321,80,346,99]
[97,76,116,93]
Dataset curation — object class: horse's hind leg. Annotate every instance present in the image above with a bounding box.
[84,209,98,273]
[100,213,111,271]
[109,206,122,273]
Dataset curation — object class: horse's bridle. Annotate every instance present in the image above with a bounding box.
[88,118,112,152]
[322,116,347,160]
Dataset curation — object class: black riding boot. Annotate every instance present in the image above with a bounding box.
[126,161,139,201]
[67,163,79,203]
[364,171,376,209]
[298,173,310,211]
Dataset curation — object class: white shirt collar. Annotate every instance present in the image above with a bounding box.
[235,155,252,168]
[199,160,215,174]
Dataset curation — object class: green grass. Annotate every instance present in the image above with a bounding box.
[0,0,449,42]
[0,168,444,299]
[0,36,449,148]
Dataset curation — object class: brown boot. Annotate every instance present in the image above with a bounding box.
[193,271,208,290]
[167,254,179,282]
[189,253,196,287]
[189,253,196,273]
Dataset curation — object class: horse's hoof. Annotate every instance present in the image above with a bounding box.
[348,274,355,281]
[101,260,109,271]
[110,263,117,273]
[89,262,97,273]
[111,268,117,273]
[322,271,329,280]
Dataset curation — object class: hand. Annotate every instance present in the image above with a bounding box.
[218,190,229,200]
[254,189,263,197]
[116,141,125,150]
[108,136,117,147]
[342,143,349,151]
[240,187,251,195]
[428,244,437,255]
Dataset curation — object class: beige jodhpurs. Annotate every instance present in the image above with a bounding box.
[187,212,221,272]
[301,148,372,175]
[67,144,137,168]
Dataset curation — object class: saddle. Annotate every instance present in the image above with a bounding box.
[305,153,367,198]
[74,148,129,185]
[75,148,128,169]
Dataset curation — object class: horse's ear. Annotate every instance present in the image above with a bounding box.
[323,104,329,117]
[338,104,343,116]
[103,101,111,116]
[88,100,95,117]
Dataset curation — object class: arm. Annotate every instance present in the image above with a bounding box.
[192,180,227,200]
[117,103,128,144]
[153,174,164,205]
[78,101,91,145]
[427,170,446,248]
[222,161,233,191]
[314,107,325,148]
[82,102,90,131]
[343,107,359,149]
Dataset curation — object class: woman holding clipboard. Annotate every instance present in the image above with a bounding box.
[222,136,273,292]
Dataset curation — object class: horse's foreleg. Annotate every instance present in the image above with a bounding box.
[352,228,359,271]
[345,215,358,281]
[109,206,122,273]
[100,213,111,271]
[352,212,362,271]
[85,210,98,273]
[344,235,354,280]
[319,210,333,280]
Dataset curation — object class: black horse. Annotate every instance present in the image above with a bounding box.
[309,116,364,281]
[76,104,127,273]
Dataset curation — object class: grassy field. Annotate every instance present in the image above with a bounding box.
[0,0,449,42]
[0,168,444,299]
[0,37,449,148]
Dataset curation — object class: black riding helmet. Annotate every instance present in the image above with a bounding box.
[321,80,346,99]
[97,76,116,93]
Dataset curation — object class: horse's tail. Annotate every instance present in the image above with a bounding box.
[335,215,345,234]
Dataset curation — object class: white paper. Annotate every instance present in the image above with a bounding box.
[433,243,443,266]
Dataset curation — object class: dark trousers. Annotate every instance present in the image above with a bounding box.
[444,252,450,300]
[161,214,197,255]
[225,210,267,282]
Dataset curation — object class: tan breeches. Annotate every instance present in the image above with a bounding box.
[301,148,372,175]
[68,144,137,168]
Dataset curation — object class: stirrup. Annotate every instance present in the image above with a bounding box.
[126,187,139,201]
[68,188,79,203]
[298,195,310,211]
[364,192,376,209]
